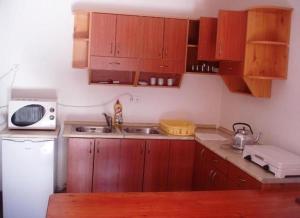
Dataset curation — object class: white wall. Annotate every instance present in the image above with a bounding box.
[219,0,300,154]
[0,0,232,190]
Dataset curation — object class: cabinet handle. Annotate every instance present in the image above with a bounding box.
[239,179,247,183]
[200,148,205,158]
[212,172,217,182]
[109,62,121,65]
[116,43,120,55]
[110,42,113,54]
[140,144,144,155]
[159,65,164,68]
[164,48,168,57]
[219,45,222,56]
[89,141,93,154]
[208,170,214,183]
[213,159,219,164]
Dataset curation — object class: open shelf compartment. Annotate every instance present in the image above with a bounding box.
[138,72,182,88]
[244,43,289,79]
[89,70,136,86]
[72,11,90,68]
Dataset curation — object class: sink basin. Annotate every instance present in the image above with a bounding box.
[75,126,115,134]
[122,126,161,135]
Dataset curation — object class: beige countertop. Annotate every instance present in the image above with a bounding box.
[64,121,300,185]
[63,121,195,140]
[0,128,60,139]
[195,133,300,184]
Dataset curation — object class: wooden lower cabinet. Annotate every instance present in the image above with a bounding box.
[118,139,146,192]
[204,166,228,190]
[67,138,262,193]
[67,138,94,193]
[193,141,261,191]
[168,140,196,191]
[227,163,261,190]
[143,140,170,192]
[92,139,121,192]
[193,142,209,190]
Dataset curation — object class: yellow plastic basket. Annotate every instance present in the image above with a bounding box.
[159,120,196,136]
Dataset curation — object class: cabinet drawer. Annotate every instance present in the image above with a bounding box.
[163,60,185,74]
[207,150,228,175]
[140,59,185,74]
[228,163,261,190]
[90,56,139,71]
[219,61,244,75]
[140,59,164,73]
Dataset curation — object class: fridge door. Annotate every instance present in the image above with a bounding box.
[2,138,54,218]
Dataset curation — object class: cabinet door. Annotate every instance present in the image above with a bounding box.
[197,17,218,61]
[227,163,261,190]
[210,169,228,190]
[119,139,145,192]
[168,140,195,191]
[163,18,188,61]
[93,139,121,192]
[193,142,209,190]
[115,15,142,58]
[90,13,117,57]
[141,17,164,59]
[143,140,170,192]
[215,11,247,61]
[67,138,94,193]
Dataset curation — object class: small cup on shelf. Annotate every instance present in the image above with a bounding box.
[150,77,157,86]
[167,78,174,86]
[158,78,164,86]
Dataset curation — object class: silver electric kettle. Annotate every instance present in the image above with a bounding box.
[232,123,261,150]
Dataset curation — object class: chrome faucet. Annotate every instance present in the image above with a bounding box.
[103,113,113,130]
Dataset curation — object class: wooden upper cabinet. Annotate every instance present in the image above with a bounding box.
[215,11,247,61]
[143,140,170,192]
[168,140,195,191]
[67,138,94,193]
[141,17,164,59]
[93,139,121,192]
[115,15,142,58]
[90,13,116,57]
[119,139,145,192]
[163,18,188,61]
[197,17,218,61]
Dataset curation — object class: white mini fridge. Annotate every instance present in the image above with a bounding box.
[2,137,55,218]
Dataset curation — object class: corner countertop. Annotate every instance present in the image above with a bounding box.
[0,128,60,139]
[196,134,300,184]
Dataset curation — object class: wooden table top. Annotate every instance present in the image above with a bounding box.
[47,190,300,218]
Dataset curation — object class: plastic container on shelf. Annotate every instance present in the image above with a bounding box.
[159,119,196,136]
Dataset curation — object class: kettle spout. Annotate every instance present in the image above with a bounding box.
[255,132,262,143]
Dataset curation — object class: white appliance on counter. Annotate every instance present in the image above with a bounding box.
[8,99,57,130]
[243,145,300,178]
[2,137,56,218]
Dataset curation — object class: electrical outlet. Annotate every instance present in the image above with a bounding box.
[130,96,141,104]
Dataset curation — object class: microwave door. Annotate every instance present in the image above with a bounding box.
[11,104,46,127]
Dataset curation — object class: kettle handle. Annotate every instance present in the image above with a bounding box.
[233,123,253,134]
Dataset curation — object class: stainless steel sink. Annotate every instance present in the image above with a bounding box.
[74,126,115,134]
[122,126,161,135]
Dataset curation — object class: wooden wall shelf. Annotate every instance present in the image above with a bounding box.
[72,12,90,68]
[218,7,292,98]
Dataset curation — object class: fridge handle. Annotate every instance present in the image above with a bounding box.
[3,138,54,143]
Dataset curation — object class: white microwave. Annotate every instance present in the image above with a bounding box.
[8,100,57,130]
